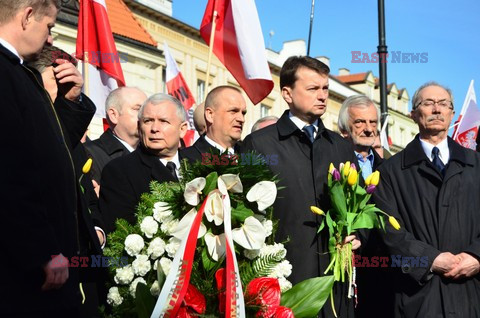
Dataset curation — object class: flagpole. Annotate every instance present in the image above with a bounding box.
[453,80,475,140]
[307,0,315,56]
[204,0,217,101]
[82,0,90,96]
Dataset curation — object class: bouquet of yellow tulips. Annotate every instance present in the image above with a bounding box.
[310,162,399,315]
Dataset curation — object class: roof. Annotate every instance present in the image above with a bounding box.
[335,72,369,84]
[106,0,157,47]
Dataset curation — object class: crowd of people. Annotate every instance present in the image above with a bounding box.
[1,1,479,317]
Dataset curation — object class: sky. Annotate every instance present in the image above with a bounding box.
[172,0,480,123]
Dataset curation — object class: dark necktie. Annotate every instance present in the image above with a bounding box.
[432,147,445,176]
[166,161,178,181]
[303,125,315,143]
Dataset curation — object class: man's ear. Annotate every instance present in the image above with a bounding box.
[204,106,214,125]
[410,109,417,123]
[340,130,350,138]
[107,107,119,125]
[179,121,188,138]
[21,7,34,29]
[281,86,293,104]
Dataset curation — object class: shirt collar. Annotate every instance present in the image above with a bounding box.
[160,151,181,179]
[204,135,235,155]
[112,134,135,152]
[419,137,449,164]
[0,38,23,64]
[355,149,375,163]
[288,111,318,133]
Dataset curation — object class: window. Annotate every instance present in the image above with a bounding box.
[197,79,205,102]
[260,104,270,117]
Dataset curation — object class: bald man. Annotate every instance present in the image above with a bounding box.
[183,85,246,163]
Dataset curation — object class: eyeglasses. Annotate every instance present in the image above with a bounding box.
[415,99,453,109]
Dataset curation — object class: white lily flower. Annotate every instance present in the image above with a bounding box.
[170,208,206,240]
[204,191,224,226]
[218,174,243,195]
[184,177,206,206]
[246,181,277,211]
[204,232,226,261]
[232,216,267,250]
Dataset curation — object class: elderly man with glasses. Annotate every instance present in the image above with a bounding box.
[372,82,480,317]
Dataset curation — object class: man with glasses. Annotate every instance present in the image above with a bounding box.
[373,82,480,317]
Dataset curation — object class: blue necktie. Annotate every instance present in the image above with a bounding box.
[432,147,445,176]
[303,125,315,143]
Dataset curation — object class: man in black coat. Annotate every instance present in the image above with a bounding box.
[0,1,96,316]
[374,82,480,317]
[100,94,188,233]
[182,85,246,163]
[85,86,147,184]
[242,56,359,318]
[337,95,393,317]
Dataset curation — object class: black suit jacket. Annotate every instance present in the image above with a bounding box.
[0,44,95,314]
[182,134,241,164]
[84,129,131,183]
[243,110,357,318]
[99,145,179,233]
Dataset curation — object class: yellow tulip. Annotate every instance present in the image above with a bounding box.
[365,173,374,186]
[310,206,325,216]
[343,161,351,178]
[328,163,335,174]
[389,216,401,230]
[82,158,93,174]
[371,171,380,186]
[347,169,358,186]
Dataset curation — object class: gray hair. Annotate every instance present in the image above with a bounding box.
[0,0,61,24]
[105,87,129,115]
[338,95,379,134]
[138,93,186,122]
[411,81,454,110]
[251,116,279,132]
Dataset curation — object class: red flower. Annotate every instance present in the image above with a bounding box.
[246,277,281,317]
[273,306,294,318]
[177,284,206,317]
[215,268,226,314]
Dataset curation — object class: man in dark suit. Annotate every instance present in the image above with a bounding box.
[100,93,188,233]
[85,86,147,183]
[242,56,359,318]
[374,82,480,318]
[183,85,246,163]
[0,1,96,316]
[337,95,393,318]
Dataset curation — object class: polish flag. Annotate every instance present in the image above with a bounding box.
[164,42,196,147]
[76,0,126,118]
[200,0,273,105]
[453,80,479,150]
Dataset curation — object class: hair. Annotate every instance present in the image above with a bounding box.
[411,81,454,110]
[138,93,186,122]
[338,95,379,134]
[251,115,279,132]
[204,85,242,110]
[29,45,77,74]
[280,56,330,89]
[0,0,61,24]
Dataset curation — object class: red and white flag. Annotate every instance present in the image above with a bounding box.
[453,80,479,149]
[164,42,196,147]
[76,0,126,118]
[200,0,273,105]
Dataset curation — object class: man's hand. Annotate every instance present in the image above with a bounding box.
[92,179,100,198]
[96,229,105,246]
[431,252,461,275]
[444,252,480,279]
[41,253,69,291]
[53,58,83,102]
[344,234,361,251]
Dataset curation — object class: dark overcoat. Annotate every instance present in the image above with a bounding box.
[242,110,357,317]
[99,145,178,233]
[0,44,95,315]
[374,136,480,318]
[84,128,131,183]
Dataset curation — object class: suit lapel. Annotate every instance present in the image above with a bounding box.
[137,145,176,183]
